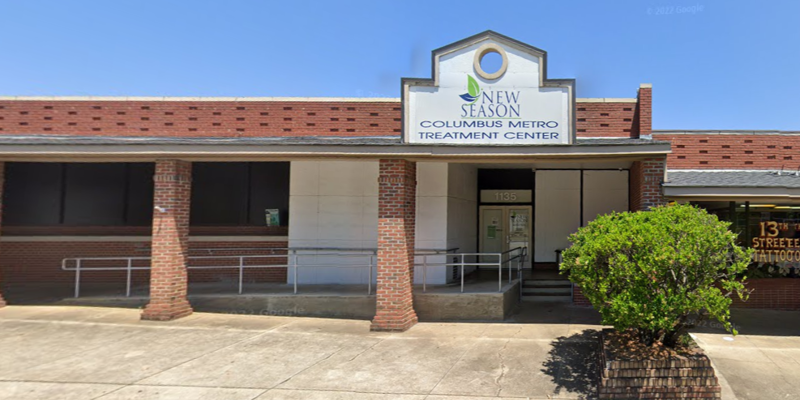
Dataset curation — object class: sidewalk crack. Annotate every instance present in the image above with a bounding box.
[494,338,511,396]
[274,347,345,387]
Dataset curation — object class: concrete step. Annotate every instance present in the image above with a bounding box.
[521,287,572,295]
[524,279,570,283]
[521,295,572,302]
[522,282,571,289]
[522,279,571,288]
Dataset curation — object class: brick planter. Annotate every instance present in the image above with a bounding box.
[572,285,591,306]
[599,329,720,399]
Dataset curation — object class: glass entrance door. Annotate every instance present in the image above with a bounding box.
[479,206,532,267]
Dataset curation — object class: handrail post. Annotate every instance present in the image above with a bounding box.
[292,250,298,294]
[238,256,244,295]
[126,258,132,297]
[74,259,81,298]
[460,254,465,293]
[368,253,373,295]
[520,250,524,301]
[498,254,502,292]
[423,255,427,293]
[508,251,512,284]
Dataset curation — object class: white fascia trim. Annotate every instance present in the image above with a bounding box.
[0,236,289,242]
[576,98,637,103]
[663,190,800,199]
[0,149,672,160]
[0,96,401,103]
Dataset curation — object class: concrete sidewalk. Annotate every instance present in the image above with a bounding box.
[1,305,797,400]
[690,309,800,400]
[0,305,602,400]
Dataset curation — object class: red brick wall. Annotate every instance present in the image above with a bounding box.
[629,161,643,211]
[3,225,287,237]
[574,280,800,310]
[573,286,590,306]
[0,240,287,298]
[637,86,652,138]
[730,279,800,310]
[371,159,418,332]
[654,133,800,170]
[0,98,641,139]
[0,100,401,138]
[576,102,638,138]
[629,156,667,211]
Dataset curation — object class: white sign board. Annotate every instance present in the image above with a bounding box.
[404,34,574,146]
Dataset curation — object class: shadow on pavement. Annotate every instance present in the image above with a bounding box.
[509,302,602,325]
[541,329,600,400]
[689,308,800,337]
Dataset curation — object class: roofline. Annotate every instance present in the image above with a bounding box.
[432,30,549,62]
[0,96,402,103]
[0,95,639,104]
[0,141,671,162]
[576,98,637,103]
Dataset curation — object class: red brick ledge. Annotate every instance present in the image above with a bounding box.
[599,329,721,400]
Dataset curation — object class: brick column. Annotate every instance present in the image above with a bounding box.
[141,160,193,321]
[637,83,652,138]
[371,159,418,332]
[630,156,667,211]
[0,162,6,308]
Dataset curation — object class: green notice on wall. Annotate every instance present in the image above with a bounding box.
[265,209,280,226]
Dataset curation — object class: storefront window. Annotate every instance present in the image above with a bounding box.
[741,206,800,278]
[694,201,800,279]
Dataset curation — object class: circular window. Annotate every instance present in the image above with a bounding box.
[473,43,508,80]
[480,51,503,74]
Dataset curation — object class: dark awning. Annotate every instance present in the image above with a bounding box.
[664,170,800,201]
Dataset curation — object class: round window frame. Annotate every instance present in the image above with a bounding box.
[473,43,508,80]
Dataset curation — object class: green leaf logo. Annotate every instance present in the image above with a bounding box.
[467,75,481,97]
[460,75,482,103]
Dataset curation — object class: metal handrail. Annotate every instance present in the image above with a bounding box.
[60,247,514,298]
[414,246,527,293]
[62,254,291,298]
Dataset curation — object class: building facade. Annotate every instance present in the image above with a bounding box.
[0,32,796,330]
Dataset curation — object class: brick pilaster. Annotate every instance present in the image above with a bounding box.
[370,159,418,332]
[637,84,652,138]
[141,160,193,321]
[0,162,6,308]
[630,156,667,211]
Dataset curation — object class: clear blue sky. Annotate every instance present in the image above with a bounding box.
[1,0,798,130]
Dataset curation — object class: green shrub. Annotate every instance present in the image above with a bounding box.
[560,204,752,347]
